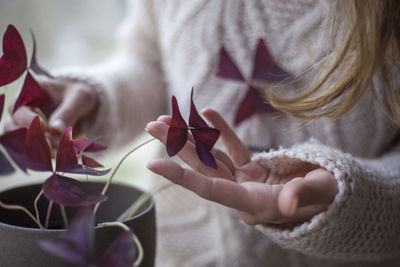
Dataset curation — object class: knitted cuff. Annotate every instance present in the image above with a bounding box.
[252,139,372,261]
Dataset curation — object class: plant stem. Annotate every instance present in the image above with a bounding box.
[45,201,53,229]
[93,137,156,216]
[97,221,144,267]
[34,189,44,228]
[60,205,68,229]
[0,201,44,230]
[117,183,174,222]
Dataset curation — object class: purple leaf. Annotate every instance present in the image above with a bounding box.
[25,116,53,171]
[234,86,277,125]
[38,206,95,265]
[188,88,220,168]
[56,127,78,172]
[216,46,245,81]
[188,88,208,129]
[166,96,188,157]
[191,128,220,169]
[82,155,104,168]
[13,72,56,117]
[0,149,15,175]
[0,128,28,172]
[0,25,27,86]
[83,137,107,153]
[252,39,291,82]
[72,137,88,154]
[29,29,54,79]
[42,174,108,206]
[98,230,138,267]
[0,94,4,122]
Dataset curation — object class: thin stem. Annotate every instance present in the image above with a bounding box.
[34,189,44,228]
[97,221,143,267]
[0,201,44,230]
[93,137,156,216]
[117,183,174,222]
[60,205,68,229]
[45,201,53,229]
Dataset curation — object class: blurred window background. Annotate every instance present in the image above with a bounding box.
[0,0,158,190]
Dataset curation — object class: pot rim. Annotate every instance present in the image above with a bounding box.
[0,181,155,233]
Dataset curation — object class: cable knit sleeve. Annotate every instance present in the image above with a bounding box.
[252,139,400,261]
[55,0,166,148]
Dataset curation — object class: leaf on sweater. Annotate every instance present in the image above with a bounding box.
[234,86,277,125]
[216,38,292,125]
[216,47,245,81]
[252,38,291,82]
[0,24,27,87]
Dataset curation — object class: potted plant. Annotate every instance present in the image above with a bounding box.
[0,24,157,267]
[0,24,221,267]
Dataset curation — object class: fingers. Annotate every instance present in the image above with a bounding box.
[5,105,44,131]
[147,159,253,212]
[146,120,234,180]
[201,108,251,167]
[278,168,338,217]
[48,82,97,136]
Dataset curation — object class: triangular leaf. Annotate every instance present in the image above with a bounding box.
[0,24,27,86]
[84,137,107,153]
[216,46,245,81]
[38,206,95,265]
[0,128,28,172]
[191,128,219,169]
[13,72,56,117]
[166,96,188,157]
[252,39,291,82]
[29,29,54,79]
[82,155,104,168]
[98,230,138,267]
[25,116,53,171]
[191,128,220,169]
[56,127,78,172]
[234,86,277,125]
[188,87,208,129]
[0,94,5,122]
[72,137,88,154]
[42,174,108,206]
[0,149,15,175]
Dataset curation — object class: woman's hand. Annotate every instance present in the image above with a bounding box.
[4,78,97,145]
[145,109,338,225]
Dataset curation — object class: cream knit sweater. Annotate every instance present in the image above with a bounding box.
[59,0,400,266]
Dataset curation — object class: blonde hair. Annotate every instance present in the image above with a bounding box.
[267,0,400,123]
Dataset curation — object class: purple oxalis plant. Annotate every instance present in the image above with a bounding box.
[0,25,143,266]
[166,87,220,169]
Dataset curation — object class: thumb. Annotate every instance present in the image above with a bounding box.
[278,168,337,217]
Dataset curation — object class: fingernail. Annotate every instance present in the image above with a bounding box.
[289,198,298,216]
[144,127,149,133]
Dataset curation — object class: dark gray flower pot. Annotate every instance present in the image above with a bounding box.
[0,182,156,267]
